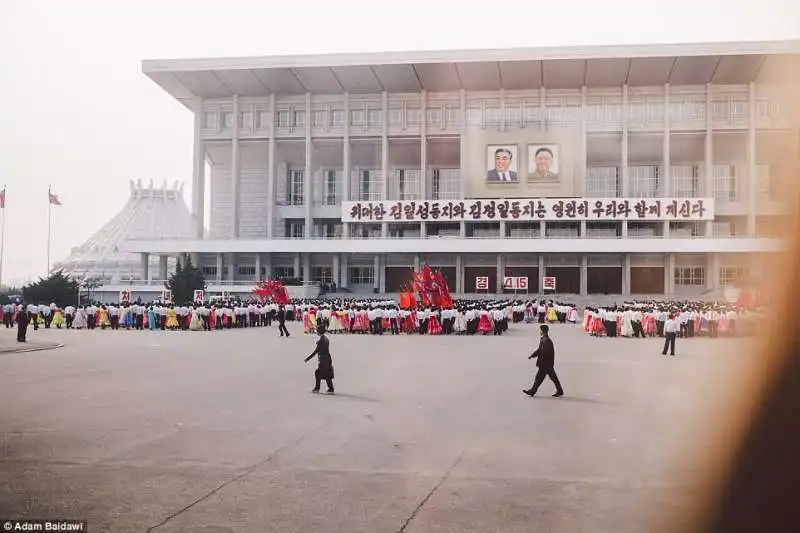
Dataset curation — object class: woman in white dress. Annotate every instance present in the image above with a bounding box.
[189,306,204,331]
[327,307,343,333]
[454,308,468,334]
[71,307,88,329]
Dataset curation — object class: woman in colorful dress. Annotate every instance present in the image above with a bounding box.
[72,306,88,329]
[477,308,493,335]
[427,308,443,335]
[454,308,468,334]
[327,308,343,333]
[51,308,65,329]
[352,308,369,333]
[98,305,111,329]
[546,305,558,323]
[189,307,204,331]
[165,305,180,330]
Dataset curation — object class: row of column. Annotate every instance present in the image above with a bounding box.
[141,252,722,296]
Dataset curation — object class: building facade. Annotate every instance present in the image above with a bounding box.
[125,41,800,297]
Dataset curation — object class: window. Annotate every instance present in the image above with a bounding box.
[485,105,501,125]
[201,266,218,276]
[330,109,344,127]
[720,266,746,286]
[286,221,305,239]
[313,110,327,128]
[406,107,421,126]
[273,266,293,279]
[350,266,374,285]
[674,267,705,286]
[238,111,252,129]
[672,166,700,198]
[203,111,218,129]
[322,169,337,206]
[505,103,522,126]
[628,166,662,197]
[445,105,460,128]
[388,108,403,126]
[293,110,305,127]
[287,169,304,206]
[312,267,333,284]
[396,169,420,200]
[586,167,621,198]
[238,266,256,276]
[354,169,381,201]
[712,165,737,201]
[431,169,460,200]
[314,223,341,239]
[222,112,234,128]
[367,109,382,127]
[256,111,270,129]
[466,105,482,125]
[426,107,442,127]
[277,110,291,128]
[350,109,365,127]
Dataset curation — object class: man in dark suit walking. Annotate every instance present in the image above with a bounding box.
[277,305,290,338]
[524,324,564,397]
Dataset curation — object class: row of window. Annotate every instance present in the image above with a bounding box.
[203,97,781,131]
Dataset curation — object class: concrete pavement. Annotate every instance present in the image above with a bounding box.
[0,322,750,532]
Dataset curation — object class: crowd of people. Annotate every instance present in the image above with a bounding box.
[581,300,762,338]
[2,298,584,341]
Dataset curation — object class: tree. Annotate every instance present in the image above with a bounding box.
[166,258,206,304]
[21,270,80,307]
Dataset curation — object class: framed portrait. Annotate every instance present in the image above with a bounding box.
[527,144,560,181]
[486,145,519,183]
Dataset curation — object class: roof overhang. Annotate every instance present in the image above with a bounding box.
[142,40,800,107]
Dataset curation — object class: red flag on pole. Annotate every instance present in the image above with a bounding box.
[0,187,5,209]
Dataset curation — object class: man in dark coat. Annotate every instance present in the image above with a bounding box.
[277,305,290,338]
[305,326,334,394]
[16,303,29,343]
[524,324,564,397]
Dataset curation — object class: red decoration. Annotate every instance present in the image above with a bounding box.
[409,263,453,309]
[253,279,289,305]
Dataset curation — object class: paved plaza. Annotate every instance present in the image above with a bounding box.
[0,322,749,532]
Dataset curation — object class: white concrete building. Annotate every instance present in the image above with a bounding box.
[121,41,799,298]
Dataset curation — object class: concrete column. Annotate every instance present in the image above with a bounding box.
[500,220,506,238]
[305,93,313,239]
[159,255,168,280]
[381,91,389,238]
[267,93,276,239]
[293,254,301,279]
[190,253,200,268]
[621,84,630,197]
[623,253,631,295]
[192,99,206,239]
[232,95,241,239]
[706,253,720,292]
[373,255,381,292]
[663,83,672,239]
[254,253,262,281]
[580,220,587,238]
[227,253,236,282]
[579,86,588,196]
[420,90,427,199]
[580,255,588,296]
[539,221,546,238]
[455,254,463,294]
[216,253,223,283]
[540,87,547,131]
[342,94,351,241]
[263,253,271,280]
[332,254,340,289]
[140,253,149,281]
[378,255,386,293]
[303,253,311,285]
[746,82,757,235]
[340,254,349,289]
[665,254,675,296]
[621,221,628,239]
[495,254,504,295]
[460,88,467,199]
[421,222,427,238]
[704,82,714,238]
[413,255,421,271]
[459,221,465,238]
[538,256,546,293]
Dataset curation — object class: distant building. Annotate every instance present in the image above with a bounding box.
[54,180,197,284]
[122,41,798,296]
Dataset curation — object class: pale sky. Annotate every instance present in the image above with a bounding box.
[1,0,799,286]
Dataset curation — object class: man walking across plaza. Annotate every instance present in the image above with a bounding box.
[305,325,334,394]
[277,304,290,338]
[662,313,678,356]
[523,324,564,398]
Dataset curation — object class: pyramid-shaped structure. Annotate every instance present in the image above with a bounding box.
[54,179,198,283]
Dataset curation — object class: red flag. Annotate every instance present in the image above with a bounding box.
[0,187,5,209]
[48,186,62,206]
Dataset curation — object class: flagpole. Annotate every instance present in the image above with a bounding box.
[47,188,52,274]
[0,186,5,287]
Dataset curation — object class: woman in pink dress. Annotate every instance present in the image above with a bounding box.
[352,308,370,333]
[477,308,493,335]
[427,309,443,335]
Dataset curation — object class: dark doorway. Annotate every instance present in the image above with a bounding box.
[631,267,665,294]
[503,266,538,294]
[464,266,496,293]
[587,267,623,294]
[386,266,415,292]
[544,267,580,294]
